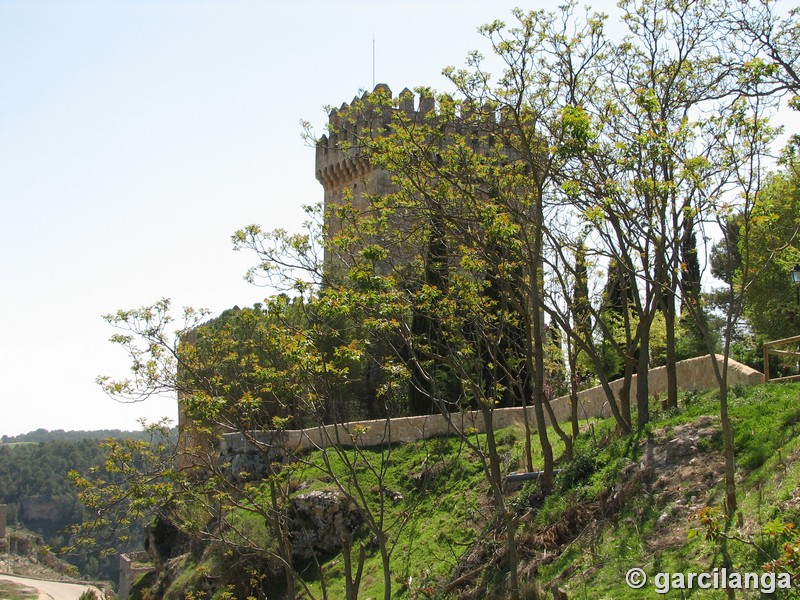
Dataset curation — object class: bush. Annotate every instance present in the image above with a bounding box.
[557,437,599,493]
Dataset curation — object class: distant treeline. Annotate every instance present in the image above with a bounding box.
[1,427,177,444]
[0,431,171,583]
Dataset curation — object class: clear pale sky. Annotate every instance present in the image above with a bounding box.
[1,0,568,436]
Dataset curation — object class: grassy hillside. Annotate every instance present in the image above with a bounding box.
[137,381,800,599]
[533,382,800,599]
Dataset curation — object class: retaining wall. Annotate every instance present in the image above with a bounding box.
[118,551,154,600]
[0,504,6,546]
[220,355,763,455]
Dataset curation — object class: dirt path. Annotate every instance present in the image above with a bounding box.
[0,574,103,600]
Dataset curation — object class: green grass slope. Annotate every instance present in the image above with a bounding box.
[534,382,800,600]
[147,381,800,599]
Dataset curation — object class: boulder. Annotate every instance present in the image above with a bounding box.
[290,490,362,560]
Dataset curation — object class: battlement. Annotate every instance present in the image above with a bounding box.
[315,84,503,190]
[315,84,428,188]
[314,84,510,266]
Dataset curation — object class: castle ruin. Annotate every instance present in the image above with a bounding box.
[0,503,7,549]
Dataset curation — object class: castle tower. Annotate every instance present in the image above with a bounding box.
[315,84,437,265]
[314,85,547,411]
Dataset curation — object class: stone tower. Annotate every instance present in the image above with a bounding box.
[315,84,436,264]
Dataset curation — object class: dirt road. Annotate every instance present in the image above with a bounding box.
[0,573,103,600]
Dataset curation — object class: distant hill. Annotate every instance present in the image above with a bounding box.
[0,429,175,584]
[1,427,177,444]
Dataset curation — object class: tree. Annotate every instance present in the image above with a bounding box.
[741,166,800,343]
[565,240,592,439]
[682,95,784,517]
[91,274,440,600]
[306,94,536,596]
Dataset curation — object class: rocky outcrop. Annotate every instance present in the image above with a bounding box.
[144,516,189,565]
[224,450,269,483]
[20,495,60,521]
[220,434,287,483]
[290,490,363,560]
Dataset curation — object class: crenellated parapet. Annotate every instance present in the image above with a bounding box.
[315,84,506,191]
[315,84,508,266]
[314,84,439,191]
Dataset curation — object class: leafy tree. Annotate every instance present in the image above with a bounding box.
[681,96,783,516]
[741,166,800,342]
[91,284,431,599]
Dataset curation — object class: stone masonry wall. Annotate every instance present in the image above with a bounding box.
[118,551,154,600]
[0,503,7,547]
[221,354,763,456]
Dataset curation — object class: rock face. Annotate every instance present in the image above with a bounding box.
[220,439,286,483]
[290,490,362,560]
[144,516,189,565]
[225,450,269,482]
[20,495,61,522]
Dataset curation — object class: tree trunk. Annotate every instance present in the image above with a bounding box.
[542,395,573,461]
[482,406,521,600]
[619,362,634,430]
[719,381,738,516]
[568,349,580,440]
[531,197,554,491]
[664,288,679,410]
[379,535,392,600]
[504,511,521,600]
[636,334,650,430]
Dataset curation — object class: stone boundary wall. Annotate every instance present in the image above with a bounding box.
[0,504,6,549]
[118,551,154,600]
[221,355,763,455]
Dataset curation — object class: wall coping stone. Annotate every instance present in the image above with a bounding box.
[219,354,763,455]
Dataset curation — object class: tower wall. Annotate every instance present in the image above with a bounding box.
[315,84,440,265]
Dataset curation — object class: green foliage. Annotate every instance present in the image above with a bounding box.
[673,316,714,361]
[556,435,599,493]
[741,166,800,342]
[67,421,177,561]
[0,436,141,581]
[728,384,800,471]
